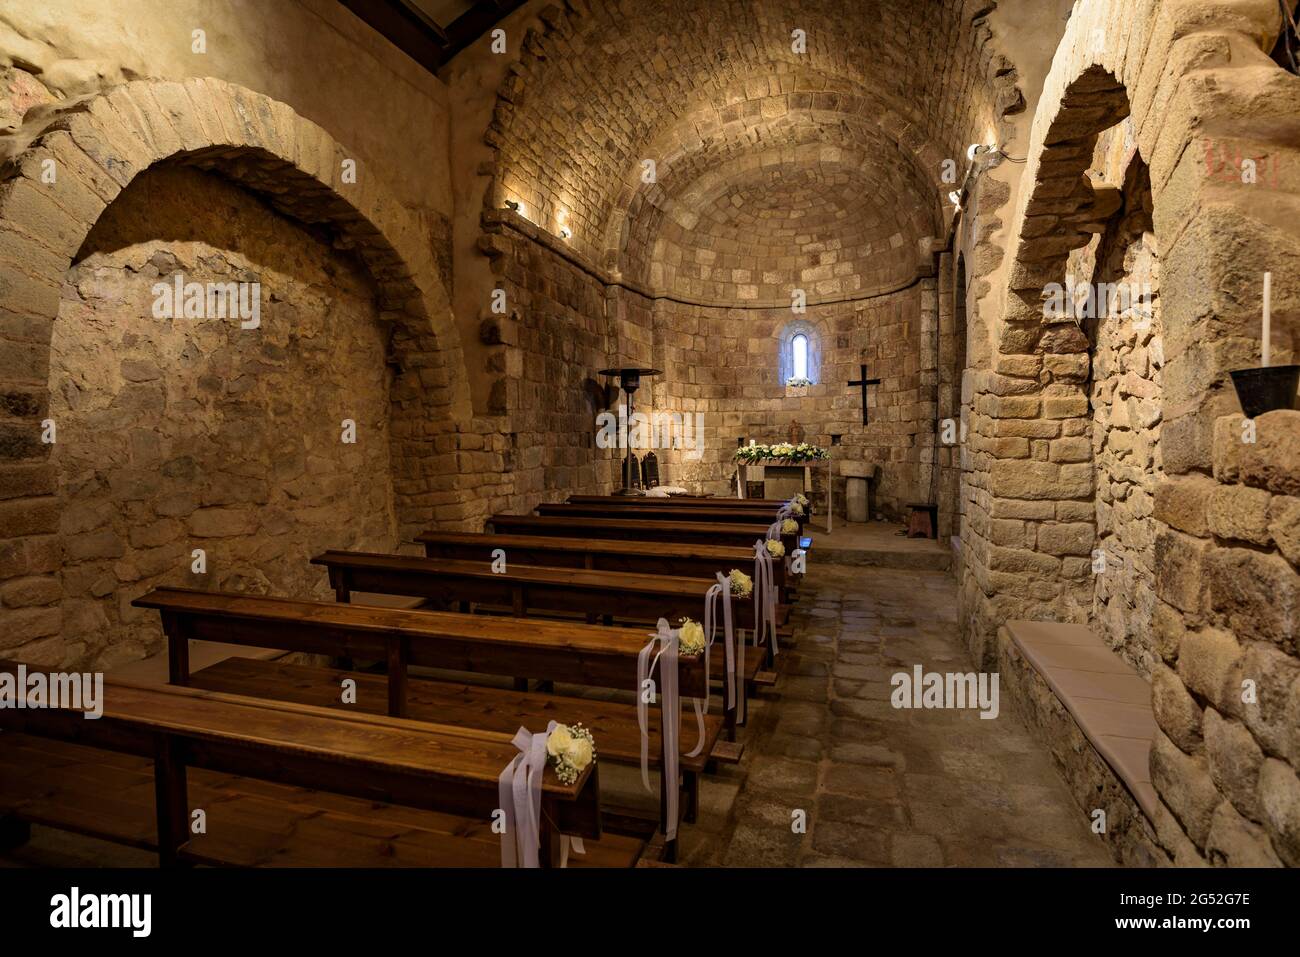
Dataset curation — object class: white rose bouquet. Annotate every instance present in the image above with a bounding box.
[765,539,785,559]
[794,493,809,507]
[729,568,753,598]
[781,518,798,534]
[678,618,706,655]
[546,723,597,785]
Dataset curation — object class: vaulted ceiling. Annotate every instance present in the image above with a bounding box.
[487,0,1024,302]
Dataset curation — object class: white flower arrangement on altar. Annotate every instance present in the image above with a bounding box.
[765,539,785,558]
[678,618,706,656]
[781,518,798,534]
[733,442,829,464]
[729,569,754,598]
[546,723,597,785]
[785,376,812,387]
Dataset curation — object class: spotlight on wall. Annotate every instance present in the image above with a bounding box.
[559,226,572,240]
[948,190,963,209]
[505,199,523,214]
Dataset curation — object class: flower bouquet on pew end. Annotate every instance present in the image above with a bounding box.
[546,723,597,784]
[676,618,706,655]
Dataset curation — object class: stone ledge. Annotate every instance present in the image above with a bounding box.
[997,620,1171,866]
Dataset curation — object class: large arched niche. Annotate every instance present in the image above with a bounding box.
[0,78,468,668]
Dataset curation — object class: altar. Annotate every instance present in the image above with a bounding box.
[735,456,834,532]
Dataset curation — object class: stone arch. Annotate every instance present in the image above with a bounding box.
[0,77,470,662]
[1,77,469,424]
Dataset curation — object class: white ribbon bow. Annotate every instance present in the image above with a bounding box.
[497,722,585,869]
[497,721,554,869]
[637,618,683,841]
[704,571,744,724]
[752,539,779,658]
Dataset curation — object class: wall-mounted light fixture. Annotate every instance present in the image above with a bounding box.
[948,190,962,209]
[559,226,572,240]
[505,199,523,215]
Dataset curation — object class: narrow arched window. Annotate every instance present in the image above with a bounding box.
[791,334,808,381]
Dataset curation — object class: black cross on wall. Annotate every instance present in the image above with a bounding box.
[848,363,881,425]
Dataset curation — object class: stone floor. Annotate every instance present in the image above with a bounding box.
[811,519,953,571]
[676,565,1115,867]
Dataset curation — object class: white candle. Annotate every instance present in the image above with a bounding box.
[1262,271,1272,368]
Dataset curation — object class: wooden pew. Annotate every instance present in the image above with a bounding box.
[132,588,721,857]
[184,656,741,827]
[311,551,788,636]
[0,735,644,867]
[0,662,609,868]
[567,494,813,521]
[569,494,792,508]
[537,501,789,527]
[488,513,797,552]
[415,529,791,595]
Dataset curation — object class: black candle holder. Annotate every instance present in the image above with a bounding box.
[598,366,662,496]
[1229,365,1300,418]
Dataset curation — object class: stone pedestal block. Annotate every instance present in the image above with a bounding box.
[846,477,869,523]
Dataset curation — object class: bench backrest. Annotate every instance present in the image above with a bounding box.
[537,502,780,524]
[132,588,708,698]
[487,514,792,550]
[0,661,600,839]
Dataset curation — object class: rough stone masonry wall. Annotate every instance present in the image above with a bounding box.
[0,76,469,671]
[27,165,397,671]
[959,0,1300,867]
[654,285,934,518]
[1149,411,1300,866]
[1074,118,1165,678]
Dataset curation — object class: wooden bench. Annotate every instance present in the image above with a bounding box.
[0,735,644,868]
[415,529,794,597]
[312,550,788,635]
[184,656,742,827]
[0,663,613,868]
[311,550,783,684]
[537,501,793,527]
[569,494,808,513]
[488,513,798,552]
[132,588,723,858]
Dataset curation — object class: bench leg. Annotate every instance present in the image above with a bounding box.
[538,809,558,868]
[153,737,190,868]
[0,814,30,851]
[683,771,699,825]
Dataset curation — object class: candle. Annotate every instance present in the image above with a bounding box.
[1262,271,1272,368]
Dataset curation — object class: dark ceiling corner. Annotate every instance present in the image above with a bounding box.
[338,0,529,75]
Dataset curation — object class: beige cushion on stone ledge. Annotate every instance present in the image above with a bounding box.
[1005,620,1159,821]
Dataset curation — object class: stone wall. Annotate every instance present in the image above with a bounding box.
[0,76,468,671]
[1076,120,1165,677]
[28,165,397,670]
[653,285,934,518]
[1148,410,1300,866]
[959,0,1300,867]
